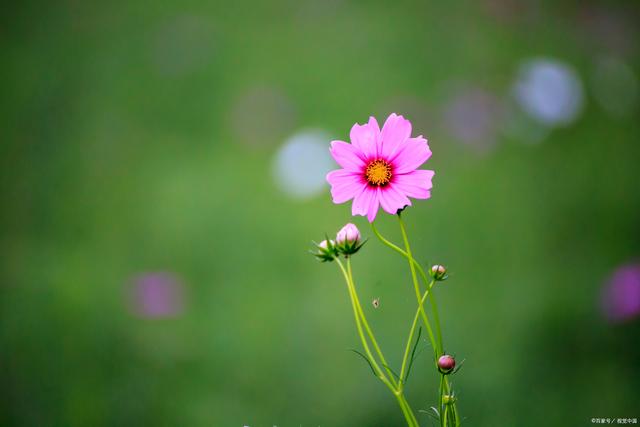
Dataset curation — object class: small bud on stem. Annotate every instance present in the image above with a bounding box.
[437,354,456,374]
[313,239,337,262]
[430,264,448,281]
[336,223,360,245]
[335,223,365,256]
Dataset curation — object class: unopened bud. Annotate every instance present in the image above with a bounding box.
[336,223,360,245]
[437,354,455,374]
[313,239,337,262]
[318,239,332,250]
[335,223,365,256]
[430,264,448,281]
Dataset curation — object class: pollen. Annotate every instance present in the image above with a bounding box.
[365,159,392,186]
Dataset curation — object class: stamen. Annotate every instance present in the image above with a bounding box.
[365,159,392,186]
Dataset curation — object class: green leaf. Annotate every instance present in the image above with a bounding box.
[418,407,440,421]
[381,363,400,381]
[348,349,376,377]
[403,326,422,383]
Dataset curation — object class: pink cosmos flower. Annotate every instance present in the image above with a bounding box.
[326,113,434,222]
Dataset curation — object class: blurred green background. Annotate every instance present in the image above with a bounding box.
[2,0,639,426]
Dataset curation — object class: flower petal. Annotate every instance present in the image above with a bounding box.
[379,185,412,215]
[350,117,380,159]
[366,188,381,222]
[390,136,432,174]
[380,113,412,158]
[352,186,378,220]
[329,140,366,172]
[393,169,434,199]
[327,169,366,204]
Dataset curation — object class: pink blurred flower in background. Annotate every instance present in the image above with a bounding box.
[601,263,640,323]
[129,272,186,318]
[326,114,434,222]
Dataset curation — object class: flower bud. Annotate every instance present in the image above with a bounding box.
[313,239,337,262]
[430,264,448,281]
[335,223,365,256]
[437,354,455,374]
[336,223,360,245]
[318,239,331,250]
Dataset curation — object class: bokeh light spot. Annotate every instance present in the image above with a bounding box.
[513,58,584,127]
[272,130,333,200]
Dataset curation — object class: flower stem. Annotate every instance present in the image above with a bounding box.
[335,258,392,388]
[371,221,443,354]
[453,400,461,426]
[439,374,444,423]
[399,278,435,389]
[334,258,419,427]
[397,394,420,427]
[346,257,398,389]
[396,214,438,360]
[397,214,461,425]
[372,217,461,425]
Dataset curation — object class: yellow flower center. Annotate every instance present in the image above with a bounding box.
[365,159,392,186]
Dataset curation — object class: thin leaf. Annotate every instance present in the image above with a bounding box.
[348,349,376,377]
[381,363,400,381]
[403,326,422,383]
[419,408,440,421]
[453,358,466,374]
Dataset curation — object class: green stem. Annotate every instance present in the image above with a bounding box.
[335,258,394,392]
[396,214,438,360]
[413,263,443,355]
[346,257,398,389]
[335,258,419,427]
[443,405,449,427]
[453,400,460,427]
[397,394,420,427]
[371,222,443,354]
[370,222,408,257]
[439,374,445,427]
[428,291,443,355]
[399,279,435,389]
[373,218,460,424]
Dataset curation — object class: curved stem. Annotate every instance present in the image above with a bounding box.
[371,222,443,354]
[374,218,460,424]
[335,258,394,392]
[443,405,449,427]
[335,258,419,426]
[415,264,443,354]
[399,279,435,389]
[346,257,398,389]
[396,214,438,360]
[453,400,460,426]
[397,394,420,427]
[371,222,407,257]
[439,374,445,427]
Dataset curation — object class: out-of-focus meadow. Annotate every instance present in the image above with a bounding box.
[2,0,639,425]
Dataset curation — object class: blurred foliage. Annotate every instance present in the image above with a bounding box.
[1,0,639,426]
